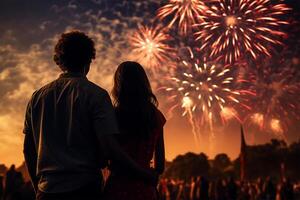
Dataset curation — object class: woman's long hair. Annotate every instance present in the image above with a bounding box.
[112,61,158,137]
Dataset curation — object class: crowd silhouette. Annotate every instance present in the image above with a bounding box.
[157,176,299,200]
[1,165,300,200]
[0,165,35,200]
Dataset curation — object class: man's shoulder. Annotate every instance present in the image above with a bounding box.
[83,80,108,96]
[31,79,109,103]
[34,78,107,94]
[32,80,58,96]
[30,80,55,97]
[25,81,57,108]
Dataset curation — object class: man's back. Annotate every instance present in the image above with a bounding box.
[24,72,118,193]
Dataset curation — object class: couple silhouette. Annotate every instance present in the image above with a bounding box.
[23,31,165,200]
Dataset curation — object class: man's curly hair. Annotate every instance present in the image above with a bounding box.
[54,31,96,72]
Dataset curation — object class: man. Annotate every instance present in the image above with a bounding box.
[23,31,157,200]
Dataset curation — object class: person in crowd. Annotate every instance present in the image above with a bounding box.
[183,180,191,200]
[255,178,264,200]
[215,178,227,200]
[194,176,201,200]
[248,182,257,200]
[158,178,169,200]
[226,176,238,200]
[171,179,180,200]
[198,176,209,200]
[104,61,166,200]
[276,182,282,200]
[239,181,250,200]
[190,177,196,200]
[208,180,216,200]
[3,165,17,200]
[280,177,294,200]
[263,177,276,200]
[175,180,186,200]
[0,175,3,200]
[13,171,25,200]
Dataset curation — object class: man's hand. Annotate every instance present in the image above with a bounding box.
[99,134,160,185]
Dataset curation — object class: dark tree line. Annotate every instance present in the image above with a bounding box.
[163,139,300,181]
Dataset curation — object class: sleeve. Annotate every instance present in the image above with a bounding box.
[23,98,33,135]
[90,90,120,138]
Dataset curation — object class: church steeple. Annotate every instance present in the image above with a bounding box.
[240,125,246,153]
[240,125,247,181]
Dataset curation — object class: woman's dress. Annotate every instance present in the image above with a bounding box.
[104,109,166,200]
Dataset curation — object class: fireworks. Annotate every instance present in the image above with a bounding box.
[270,119,283,135]
[128,0,298,147]
[165,48,253,128]
[194,0,290,63]
[248,64,300,138]
[129,25,173,70]
[157,0,207,35]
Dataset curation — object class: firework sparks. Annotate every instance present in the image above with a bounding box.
[129,25,173,71]
[270,119,283,135]
[248,64,300,139]
[181,96,201,146]
[157,0,207,35]
[194,0,290,63]
[220,107,239,122]
[182,96,194,116]
[164,48,253,146]
[250,113,264,129]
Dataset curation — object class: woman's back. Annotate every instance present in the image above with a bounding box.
[104,61,166,200]
[105,108,165,200]
[115,108,165,168]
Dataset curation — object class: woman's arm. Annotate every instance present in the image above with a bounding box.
[154,127,165,175]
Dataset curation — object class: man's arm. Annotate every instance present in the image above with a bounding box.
[23,97,39,193]
[23,133,39,193]
[91,90,157,183]
[99,134,158,184]
[154,127,165,175]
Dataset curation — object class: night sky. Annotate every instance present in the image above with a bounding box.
[0,0,300,166]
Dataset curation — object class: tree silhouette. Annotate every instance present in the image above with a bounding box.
[163,139,300,180]
[164,152,210,180]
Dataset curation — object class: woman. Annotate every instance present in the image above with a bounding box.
[104,61,166,200]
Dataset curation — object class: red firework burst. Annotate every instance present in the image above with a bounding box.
[157,0,207,35]
[194,0,290,63]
